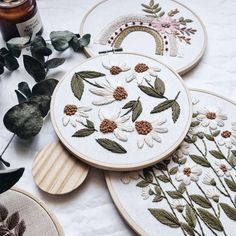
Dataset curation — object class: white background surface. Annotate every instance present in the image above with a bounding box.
[0,0,236,235]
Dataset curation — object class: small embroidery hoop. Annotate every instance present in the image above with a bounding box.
[0,187,64,236]
[32,141,89,195]
[105,88,236,236]
[50,52,192,171]
[80,0,207,75]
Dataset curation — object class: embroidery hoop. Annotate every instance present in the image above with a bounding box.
[105,88,236,235]
[80,0,207,75]
[0,187,64,236]
[50,52,192,171]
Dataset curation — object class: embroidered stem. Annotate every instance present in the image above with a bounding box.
[181,213,201,236]
[0,134,15,167]
[82,78,104,88]
[150,169,188,236]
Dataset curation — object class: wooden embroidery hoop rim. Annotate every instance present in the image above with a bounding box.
[50,52,192,171]
[105,88,236,235]
[32,141,89,195]
[4,187,64,236]
[80,0,208,75]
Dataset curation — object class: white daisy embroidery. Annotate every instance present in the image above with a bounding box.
[188,125,206,136]
[173,142,189,159]
[126,63,161,85]
[202,172,216,186]
[141,186,151,200]
[62,104,92,127]
[135,118,168,149]
[205,188,220,202]
[89,79,128,106]
[197,106,227,130]
[120,172,139,184]
[214,161,232,177]
[102,60,130,75]
[175,164,202,185]
[217,122,236,149]
[99,109,133,142]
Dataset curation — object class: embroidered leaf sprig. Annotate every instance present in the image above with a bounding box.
[141,0,165,18]
[71,71,105,100]
[224,178,236,192]
[72,119,97,138]
[148,209,180,228]
[96,138,127,154]
[122,97,142,122]
[190,195,211,209]
[185,205,196,228]
[220,203,236,221]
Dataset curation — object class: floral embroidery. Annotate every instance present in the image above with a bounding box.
[217,122,236,149]
[120,172,139,184]
[0,204,26,236]
[89,79,128,105]
[126,63,161,85]
[205,188,220,202]
[102,60,130,75]
[135,118,168,148]
[172,141,189,160]
[197,106,227,130]
[96,0,197,57]
[99,109,133,142]
[141,186,151,200]
[214,161,232,177]
[170,200,186,213]
[62,104,92,127]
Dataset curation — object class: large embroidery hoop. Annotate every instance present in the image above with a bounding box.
[80,0,207,75]
[105,89,236,235]
[50,52,192,171]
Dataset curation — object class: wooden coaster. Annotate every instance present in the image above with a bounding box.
[32,142,89,195]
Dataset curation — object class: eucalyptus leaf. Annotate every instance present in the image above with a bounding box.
[33,47,52,56]
[50,30,75,51]
[78,34,91,47]
[45,58,65,69]
[3,102,43,139]
[0,64,4,75]
[96,138,127,154]
[29,95,51,117]
[23,55,46,82]
[148,209,180,228]
[3,53,19,71]
[15,90,27,104]
[18,82,32,98]
[32,78,58,96]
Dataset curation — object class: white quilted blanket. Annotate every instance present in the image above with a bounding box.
[0,0,236,235]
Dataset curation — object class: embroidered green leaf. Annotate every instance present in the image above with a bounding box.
[0,204,8,222]
[189,155,210,167]
[185,205,196,228]
[220,203,236,221]
[132,100,142,122]
[86,119,95,129]
[6,212,19,230]
[166,191,183,199]
[212,130,220,137]
[142,8,155,14]
[172,101,180,123]
[197,208,223,231]
[154,78,165,95]
[228,155,236,167]
[96,138,127,154]
[148,209,180,228]
[72,128,95,138]
[190,195,211,208]
[154,186,162,195]
[157,175,169,183]
[71,73,84,100]
[152,195,163,202]
[149,0,154,6]
[151,100,174,114]
[169,166,178,175]
[45,58,65,69]
[204,134,214,141]
[77,71,105,79]
[209,150,225,159]
[138,85,163,98]
[136,180,149,188]
[144,172,153,182]
[141,3,152,9]
[122,100,136,109]
[178,183,186,194]
[231,150,236,157]
[191,121,200,127]
[181,223,195,236]
[224,178,236,192]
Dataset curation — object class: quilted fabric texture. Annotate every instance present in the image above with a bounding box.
[0,0,236,235]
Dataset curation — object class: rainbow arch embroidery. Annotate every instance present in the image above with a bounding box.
[95,1,197,58]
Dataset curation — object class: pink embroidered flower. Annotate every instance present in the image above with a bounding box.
[152,16,179,34]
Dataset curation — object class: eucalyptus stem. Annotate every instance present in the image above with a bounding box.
[151,169,188,236]
[0,134,15,167]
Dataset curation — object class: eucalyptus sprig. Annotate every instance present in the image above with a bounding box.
[1,30,91,168]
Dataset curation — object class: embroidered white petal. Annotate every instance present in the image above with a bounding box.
[114,129,128,141]
[77,106,92,112]
[137,137,144,149]
[151,131,161,143]
[89,87,112,96]
[126,73,136,82]
[92,96,115,106]
[62,116,70,126]
[118,124,134,132]
[144,134,153,147]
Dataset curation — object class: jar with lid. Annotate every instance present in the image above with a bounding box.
[0,0,43,41]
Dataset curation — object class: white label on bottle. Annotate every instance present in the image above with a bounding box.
[16,10,42,36]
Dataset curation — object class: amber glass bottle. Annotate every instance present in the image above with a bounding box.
[0,0,43,41]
